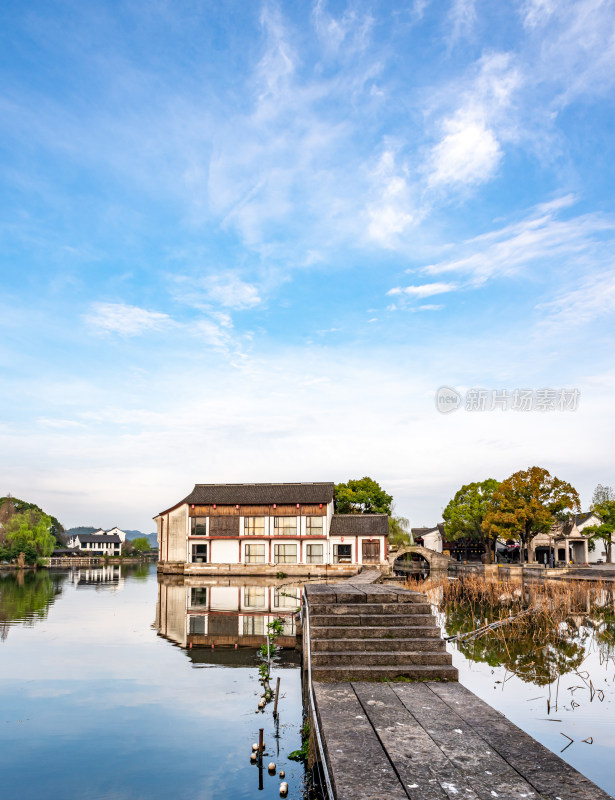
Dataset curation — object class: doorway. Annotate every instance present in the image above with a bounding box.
[362,540,381,563]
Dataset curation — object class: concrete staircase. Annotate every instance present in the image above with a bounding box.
[305,582,458,682]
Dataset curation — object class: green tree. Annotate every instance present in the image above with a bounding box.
[388,513,412,548]
[5,511,56,563]
[442,479,500,563]
[0,496,65,545]
[482,467,580,564]
[131,537,150,553]
[335,477,392,515]
[585,499,615,564]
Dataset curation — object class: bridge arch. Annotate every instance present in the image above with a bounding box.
[389,544,452,572]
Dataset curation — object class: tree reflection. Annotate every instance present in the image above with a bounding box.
[442,602,587,684]
[0,570,64,639]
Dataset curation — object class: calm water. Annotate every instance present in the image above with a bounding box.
[0,565,307,800]
[430,580,615,798]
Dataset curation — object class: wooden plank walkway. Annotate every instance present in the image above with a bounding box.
[313,681,613,800]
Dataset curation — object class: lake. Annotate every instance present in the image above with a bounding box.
[2,565,614,800]
[0,564,309,800]
[426,573,615,798]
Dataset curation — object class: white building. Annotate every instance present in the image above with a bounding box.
[155,482,389,576]
[574,512,611,563]
[411,526,442,553]
[67,528,126,556]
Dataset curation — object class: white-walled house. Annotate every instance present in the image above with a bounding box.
[155,483,389,576]
[526,513,600,565]
[67,528,126,556]
[575,511,612,563]
[411,526,443,553]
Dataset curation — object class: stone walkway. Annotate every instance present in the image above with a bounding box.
[345,569,382,583]
[313,681,613,800]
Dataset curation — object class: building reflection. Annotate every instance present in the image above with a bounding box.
[69,565,124,589]
[156,574,302,651]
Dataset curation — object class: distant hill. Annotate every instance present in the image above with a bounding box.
[65,526,98,537]
[125,531,158,547]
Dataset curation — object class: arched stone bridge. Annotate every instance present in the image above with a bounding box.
[388,544,453,571]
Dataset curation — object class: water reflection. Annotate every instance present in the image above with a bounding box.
[156,575,302,652]
[429,576,615,685]
[422,574,615,796]
[0,569,65,639]
[0,564,308,800]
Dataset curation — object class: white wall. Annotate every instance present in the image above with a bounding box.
[329,536,354,563]
[211,538,240,564]
[210,585,240,610]
[421,531,442,553]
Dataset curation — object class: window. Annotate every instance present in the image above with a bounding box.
[189,616,206,635]
[244,543,266,564]
[190,588,208,607]
[306,516,324,535]
[191,543,208,564]
[274,517,297,535]
[274,588,299,608]
[333,544,352,564]
[244,517,265,536]
[274,543,297,564]
[191,517,207,536]
[306,543,323,564]
[244,586,266,607]
[243,616,264,635]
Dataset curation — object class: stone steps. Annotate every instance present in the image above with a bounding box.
[310,601,433,615]
[310,612,437,627]
[305,582,457,683]
[310,664,459,682]
[312,650,453,666]
[310,624,443,639]
[311,636,446,652]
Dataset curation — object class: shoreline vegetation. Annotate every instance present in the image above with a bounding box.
[416,572,615,691]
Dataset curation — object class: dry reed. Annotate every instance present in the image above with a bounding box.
[410,573,615,685]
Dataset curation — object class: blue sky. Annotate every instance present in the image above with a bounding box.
[1,0,615,531]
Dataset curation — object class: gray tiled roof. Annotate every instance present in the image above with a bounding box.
[330,514,389,535]
[76,534,122,544]
[574,512,597,525]
[184,483,335,505]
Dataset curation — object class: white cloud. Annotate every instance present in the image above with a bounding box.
[537,270,615,332]
[449,0,477,44]
[388,282,458,298]
[411,304,444,312]
[173,272,261,313]
[85,303,172,336]
[257,5,296,101]
[423,198,615,285]
[427,52,522,189]
[367,148,417,246]
[203,274,261,310]
[429,114,501,187]
[312,0,374,55]
[521,0,557,28]
[520,0,615,104]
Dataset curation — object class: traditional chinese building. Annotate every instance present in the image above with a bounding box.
[67,527,126,556]
[155,482,388,575]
